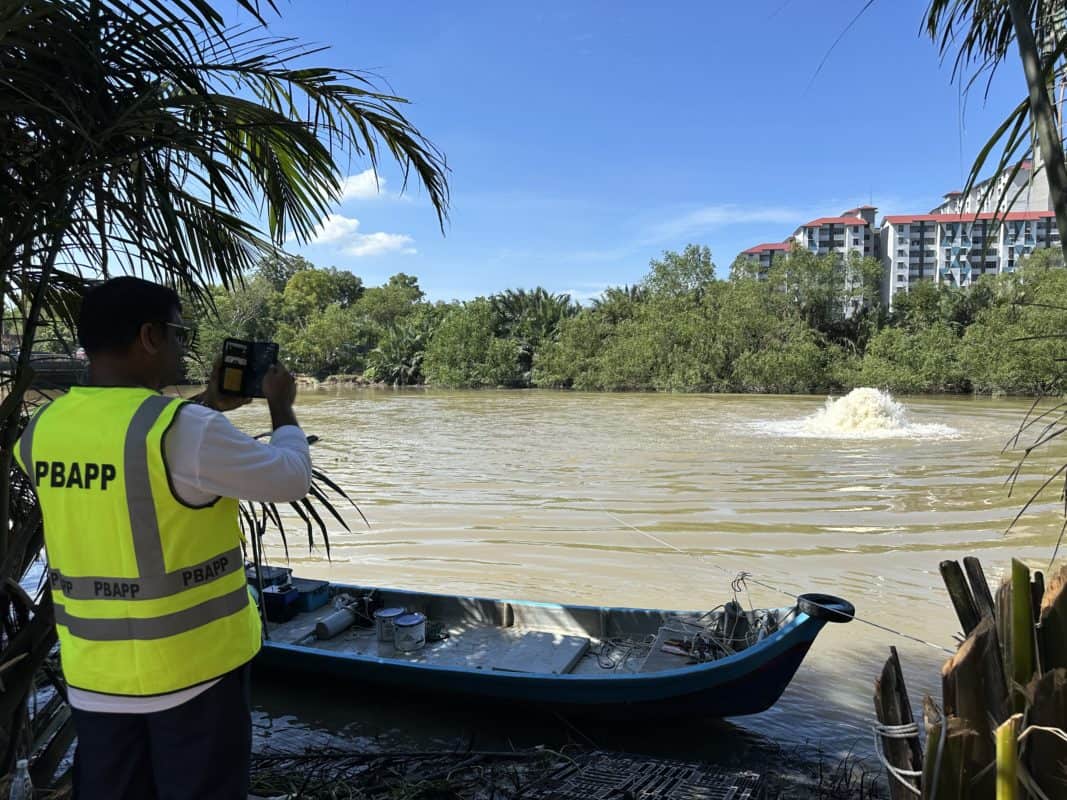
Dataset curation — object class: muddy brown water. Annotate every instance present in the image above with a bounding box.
[205,388,1067,764]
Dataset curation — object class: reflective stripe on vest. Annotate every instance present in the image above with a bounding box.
[54,584,251,640]
[125,395,171,577]
[48,545,243,601]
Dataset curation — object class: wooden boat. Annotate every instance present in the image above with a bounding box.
[252,576,854,718]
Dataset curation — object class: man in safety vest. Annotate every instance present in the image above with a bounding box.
[15,277,312,799]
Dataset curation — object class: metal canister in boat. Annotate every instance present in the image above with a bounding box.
[374,607,405,642]
[393,612,426,652]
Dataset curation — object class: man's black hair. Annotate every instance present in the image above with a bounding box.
[78,277,182,355]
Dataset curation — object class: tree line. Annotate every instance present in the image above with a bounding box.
[184,245,1067,395]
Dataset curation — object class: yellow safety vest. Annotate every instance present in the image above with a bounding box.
[15,387,261,696]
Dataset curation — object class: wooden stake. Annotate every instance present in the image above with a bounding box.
[875,647,922,800]
[941,560,980,635]
[964,556,996,620]
[1032,571,1045,625]
[1039,565,1067,670]
[1024,669,1067,800]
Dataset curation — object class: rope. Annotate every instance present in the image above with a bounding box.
[1019,724,1067,744]
[872,721,922,796]
[599,506,956,655]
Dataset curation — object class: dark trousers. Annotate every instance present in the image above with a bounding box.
[70,665,252,800]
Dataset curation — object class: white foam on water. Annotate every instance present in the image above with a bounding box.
[754,388,960,440]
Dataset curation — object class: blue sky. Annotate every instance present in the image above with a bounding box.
[257,1,1028,303]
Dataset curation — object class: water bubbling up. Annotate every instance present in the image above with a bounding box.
[804,388,909,435]
[759,388,959,440]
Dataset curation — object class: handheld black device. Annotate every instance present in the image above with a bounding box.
[219,338,279,398]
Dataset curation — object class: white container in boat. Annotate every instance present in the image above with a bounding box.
[393,612,426,652]
[315,607,356,640]
[374,607,405,642]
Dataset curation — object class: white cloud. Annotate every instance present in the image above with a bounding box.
[309,213,416,257]
[311,214,362,243]
[647,204,810,241]
[343,232,416,257]
[340,169,386,200]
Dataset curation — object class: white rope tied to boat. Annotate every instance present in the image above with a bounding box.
[599,504,956,655]
[872,721,922,796]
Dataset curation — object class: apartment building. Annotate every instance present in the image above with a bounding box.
[881,211,1060,302]
[738,241,792,277]
[790,206,879,258]
[929,159,1051,216]
[740,206,879,271]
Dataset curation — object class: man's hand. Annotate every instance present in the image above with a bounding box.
[262,363,299,430]
[198,359,252,413]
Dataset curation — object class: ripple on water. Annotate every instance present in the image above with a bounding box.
[232,387,1064,763]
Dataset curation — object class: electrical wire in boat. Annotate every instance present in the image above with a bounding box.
[594,635,656,671]
[598,505,955,656]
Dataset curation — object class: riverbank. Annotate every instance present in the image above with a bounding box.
[247,741,883,799]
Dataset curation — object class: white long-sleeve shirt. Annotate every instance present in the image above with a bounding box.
[67,402,312,714]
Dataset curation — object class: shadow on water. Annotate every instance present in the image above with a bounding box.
[252,669,771,767]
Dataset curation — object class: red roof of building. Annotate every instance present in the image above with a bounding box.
[883,211,1055,225]
[742,242,793,255]
[943,191,962,197]
[798,216,869,228]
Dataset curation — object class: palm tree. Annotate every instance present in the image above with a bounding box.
[0,0,449,785]
[589,284,646,323]
[926,1,1067,261]
[366,318,431,387]
[489,288,578,378]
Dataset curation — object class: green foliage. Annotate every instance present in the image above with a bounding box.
[962,269,1067,394]
[353,272,425,328]
[534,312,615,389]
[856,324,969,393]
[728,254,763,282]
[365,310,439,386]
[0,0,451,782]
[281,267,364,321]
[186,246,1067,395]
[276,304,376,377]
[489,288,577,379]
[257,254,314,293]
[644,244,716,297]
[187,276,279,380]
[422,299,523,388]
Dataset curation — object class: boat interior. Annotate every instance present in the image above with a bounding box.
[261,580,794,676]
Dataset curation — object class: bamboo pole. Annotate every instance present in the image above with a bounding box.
[995,714,1022,800]
[1010,560,1035,713]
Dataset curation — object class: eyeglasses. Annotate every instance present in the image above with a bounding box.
[165,322,197,350]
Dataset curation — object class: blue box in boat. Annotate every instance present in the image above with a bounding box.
[245,564,292,588]
[262,584,299,622]
[291,578,329,612]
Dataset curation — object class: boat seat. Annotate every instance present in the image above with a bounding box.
[491,631,590,675]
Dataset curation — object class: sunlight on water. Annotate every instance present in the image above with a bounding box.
[231,389,1062,762]
[759,387,959,439]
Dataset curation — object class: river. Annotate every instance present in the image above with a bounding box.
[221,387,1064,766]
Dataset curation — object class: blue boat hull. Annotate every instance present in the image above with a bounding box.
[254,589,829,718]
